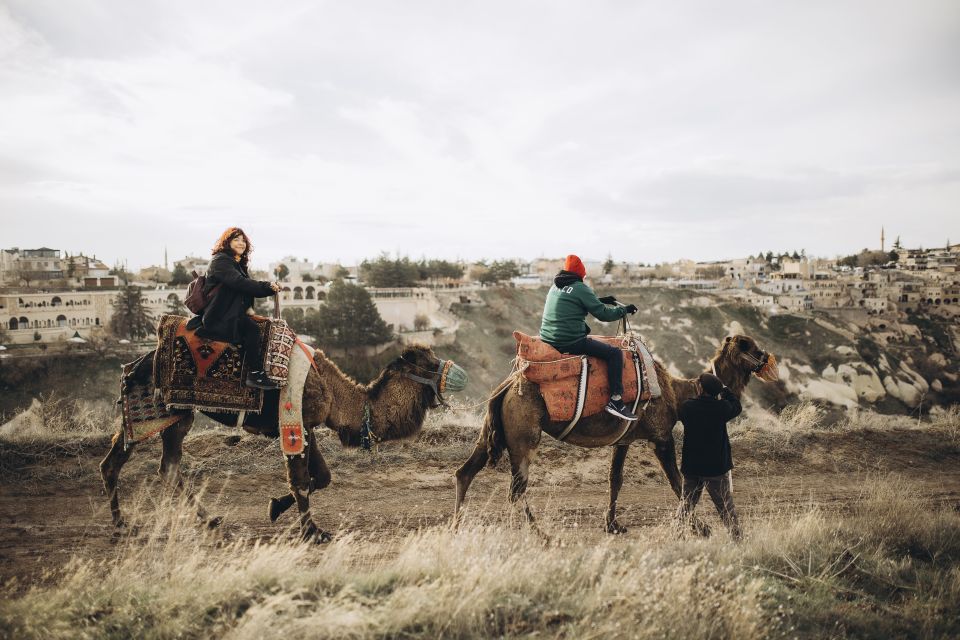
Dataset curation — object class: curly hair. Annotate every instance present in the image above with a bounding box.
[211,227,252,268]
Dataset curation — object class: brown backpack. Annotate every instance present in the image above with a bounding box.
[184,270,221,315]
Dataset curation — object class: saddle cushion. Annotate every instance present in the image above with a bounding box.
[513,332,652,422]
[153,314,269,414]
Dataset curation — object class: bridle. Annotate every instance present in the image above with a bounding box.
[742,350,770,374]
[401,358,455,406]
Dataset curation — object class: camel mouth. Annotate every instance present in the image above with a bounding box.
[754,353,779,383]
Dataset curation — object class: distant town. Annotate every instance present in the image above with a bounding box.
[1,230,958,346]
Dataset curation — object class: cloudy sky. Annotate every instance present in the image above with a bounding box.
[1,0,958,270]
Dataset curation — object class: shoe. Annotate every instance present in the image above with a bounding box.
[245,370,280,390]
[605,398,637,421]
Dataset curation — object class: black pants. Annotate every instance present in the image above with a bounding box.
[675,471,742,541]
[559,337,624,397]
[238,316,262,370]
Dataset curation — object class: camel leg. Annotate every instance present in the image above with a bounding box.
[158,413,220,528]
[269,429,331,523]
[605,445,629,534]
[653,436,711,537]
[453,442,489,528]
[284,448,332,543]
[100,430,135,528]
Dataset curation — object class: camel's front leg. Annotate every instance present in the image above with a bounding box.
[284,453,332,543]
[605,445,629,534]
[159,413,221,528]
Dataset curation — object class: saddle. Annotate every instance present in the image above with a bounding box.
[152,314,295,415]
[513,332,661,424]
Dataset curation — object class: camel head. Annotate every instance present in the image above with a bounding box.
[356,344,468,444]
[711,334,779,393]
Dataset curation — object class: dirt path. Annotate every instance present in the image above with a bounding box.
[3,427,960,590]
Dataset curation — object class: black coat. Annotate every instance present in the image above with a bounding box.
[185,252,275,343]
[678,389,742,477]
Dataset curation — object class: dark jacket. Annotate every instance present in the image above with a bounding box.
[539,271,627,349]
[185,252,275,343]
[678,388,742,477]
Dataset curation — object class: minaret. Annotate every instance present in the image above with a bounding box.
[164,246,168,270]
[881,227,885,252]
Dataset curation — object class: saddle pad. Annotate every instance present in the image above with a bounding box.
[153,315,265,414]
[120,358,184,448]
[514,331,654,422]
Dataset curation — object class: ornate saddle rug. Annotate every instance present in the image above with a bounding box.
[153,314,294,415]
[514,332,662,423]
[120,352,186,449]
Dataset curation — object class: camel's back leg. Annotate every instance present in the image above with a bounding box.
[453,442,489,527]
[606,445,629,534]
[100,430,135,528]
[270,427,331,522]
[158,413,220,527]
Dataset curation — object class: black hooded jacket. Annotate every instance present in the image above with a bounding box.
[185,252,274,343]
[678,389,742,477]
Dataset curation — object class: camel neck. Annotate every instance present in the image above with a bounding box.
[711,354,749,399]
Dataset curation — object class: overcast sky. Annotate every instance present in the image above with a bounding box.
[1,0,958,271]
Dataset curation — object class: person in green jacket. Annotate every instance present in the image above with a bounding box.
[539,254,639,420]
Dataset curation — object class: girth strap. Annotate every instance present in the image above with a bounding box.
[556,356,589,441]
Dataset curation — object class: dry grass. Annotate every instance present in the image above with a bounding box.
[1,477,958,639]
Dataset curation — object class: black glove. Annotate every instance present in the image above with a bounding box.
[624,304,638,315]
[598,295,617,304]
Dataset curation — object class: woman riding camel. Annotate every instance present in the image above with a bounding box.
[539,254,639,420]
[186,227,282,390]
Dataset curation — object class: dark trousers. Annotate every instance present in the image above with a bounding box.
[560,337,624,397]
[238,316,262,370]
[675,471,742,541]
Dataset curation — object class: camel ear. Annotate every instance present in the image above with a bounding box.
[725,336,732,343]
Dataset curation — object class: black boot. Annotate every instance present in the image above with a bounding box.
[245,370,280,390]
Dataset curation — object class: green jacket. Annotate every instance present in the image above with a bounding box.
[539,278,626,349]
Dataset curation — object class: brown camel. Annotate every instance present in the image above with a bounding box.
[100,344,464,541]
[454,334,779,534]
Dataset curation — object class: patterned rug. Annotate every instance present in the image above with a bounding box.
[264,319,296,386]
[120,357,184,448]
[153,314,269,414]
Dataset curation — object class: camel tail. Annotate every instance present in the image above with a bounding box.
[482,376,513,468]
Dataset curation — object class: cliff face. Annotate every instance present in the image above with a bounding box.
[435,286,959,416]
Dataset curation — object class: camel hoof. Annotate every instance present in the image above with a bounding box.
[269,495,295,522]
[301,522,333,544]
[207,516,224,529]
[605,521,628,535]
[692,519,712,538]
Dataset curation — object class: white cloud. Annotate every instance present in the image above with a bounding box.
[0,0,958,269]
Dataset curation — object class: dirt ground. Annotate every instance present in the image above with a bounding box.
[2,422,960,590]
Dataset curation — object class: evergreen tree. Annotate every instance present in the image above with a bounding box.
[111,286,155,340]
[603,254,615,275]
[480,260,520,284]
[274,263,290,282]
[166,295,188,316]
[170,263,192,285]
[315,280,392,347]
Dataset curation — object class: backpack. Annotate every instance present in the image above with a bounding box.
[184,270,221,315]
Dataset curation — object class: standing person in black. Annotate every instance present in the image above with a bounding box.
[675,372,743,541]
[185,227,282,390]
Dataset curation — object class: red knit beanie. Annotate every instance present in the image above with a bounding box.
[564,254,586,279]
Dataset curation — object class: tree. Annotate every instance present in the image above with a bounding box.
[109,263,132,285]
[274,263,290,282]
[360,254,419,287]
[603,254,615,275]
[166,295,188,316]
[417,259,465,281]
[480,260,520,285]
[170,263,192,285]
[111,286,155,340]
[302,273,314,282]
[314,280,392,348]
[334,266,351,280]
[413,314,430,331]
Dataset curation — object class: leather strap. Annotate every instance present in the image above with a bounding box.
[557,356,589,441]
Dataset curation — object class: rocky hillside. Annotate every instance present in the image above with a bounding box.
[434,286,959,418]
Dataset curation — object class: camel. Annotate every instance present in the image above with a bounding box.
[454,334,779,534]
[100,343,464,541]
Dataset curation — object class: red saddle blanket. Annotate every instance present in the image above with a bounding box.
[153,315,274,414]
[514,331,653,422]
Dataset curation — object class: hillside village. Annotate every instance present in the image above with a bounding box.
[1,232,957,346]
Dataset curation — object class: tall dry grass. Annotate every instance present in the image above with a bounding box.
[1,476,958,639]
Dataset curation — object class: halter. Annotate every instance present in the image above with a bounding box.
[711,348,770,377]
[402,358,455,404]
